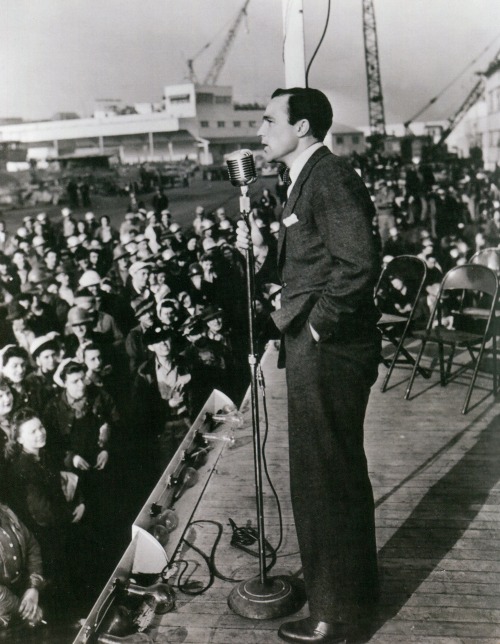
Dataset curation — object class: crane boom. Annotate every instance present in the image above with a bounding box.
[437,79,485,146]
[203,0,250,85]
[437,46,500,146]
[362,0,386,137]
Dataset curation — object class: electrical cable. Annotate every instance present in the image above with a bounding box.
[257,364,284,558]
[164,520,246,596]
[404,30,500,126]
[305,0,332,88]
[159,351,288,595]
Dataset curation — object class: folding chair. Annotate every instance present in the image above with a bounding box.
[470,247,500,274]
[404,264,499,414]
[375,255,428,392]
[463,248,500,326]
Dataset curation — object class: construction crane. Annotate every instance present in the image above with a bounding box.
[436,78,486,147]
[362,0,386,140]
[186,0,250,85]
[403,39,500,139]
[186,42,212,83]
[203,0,250,85]
[437,45,500,147]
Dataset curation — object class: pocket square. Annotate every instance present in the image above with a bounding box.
[283,213,299,227]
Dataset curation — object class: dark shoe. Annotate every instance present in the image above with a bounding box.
[278,617,348,643]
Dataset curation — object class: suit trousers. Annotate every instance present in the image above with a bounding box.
[284,322,380,623]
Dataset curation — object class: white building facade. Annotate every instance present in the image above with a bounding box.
[0,82,365,168]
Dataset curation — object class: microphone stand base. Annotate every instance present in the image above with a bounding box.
[228,575,306,620]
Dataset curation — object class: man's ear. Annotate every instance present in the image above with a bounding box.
[295,118,311,138]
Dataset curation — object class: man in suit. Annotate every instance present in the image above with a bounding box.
[237,88,381,643]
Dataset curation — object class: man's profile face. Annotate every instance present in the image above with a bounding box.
[258,95,299,165]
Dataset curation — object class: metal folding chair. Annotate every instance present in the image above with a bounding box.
[462,248,500,326]
[375,255,428,392]
[470,247,500,274]
[404,264,499,414]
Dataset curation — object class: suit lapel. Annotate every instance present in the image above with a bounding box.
[277,146,331,271]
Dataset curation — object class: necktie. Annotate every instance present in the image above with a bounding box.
[279,165,291,187]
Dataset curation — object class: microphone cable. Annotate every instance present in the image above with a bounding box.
[228,362,284,567]
[257,363,284,558]
[163,362,286,595]
[164,518,277,596]
[163,520,243,596]
[305,0,332,88]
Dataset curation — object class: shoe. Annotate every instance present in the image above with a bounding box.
[278,617,348,643]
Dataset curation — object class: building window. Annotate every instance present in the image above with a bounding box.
[169,94,190,104]
[336,136,344,145]
[352,135,359,144]
[196,93,214,104]
[217,121,225,128]
[249,121,256,128]
[200,121,209,128]
[215,96,231,104]
[233,120,241,127]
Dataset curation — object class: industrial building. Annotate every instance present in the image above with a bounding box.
[0,81,365,169]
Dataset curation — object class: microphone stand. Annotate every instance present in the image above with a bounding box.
[227,185,305,620]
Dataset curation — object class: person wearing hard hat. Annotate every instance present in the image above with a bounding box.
[131,326,192,473]
[73,285,124,352]
[187,262,213,307]
[126,261,152,302]
[125,298,157,375]
[63,306,105,360]
[24,332,62,412]
[4,300,35,354]
[169,222,185,252]
[191,205,205,237]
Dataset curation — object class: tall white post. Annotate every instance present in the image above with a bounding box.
[282,0,306,88]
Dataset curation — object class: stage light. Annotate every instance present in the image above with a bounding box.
[207,404,244,429]
[200,432,236,446]
[150,523,169,546]
[157,508,178,533]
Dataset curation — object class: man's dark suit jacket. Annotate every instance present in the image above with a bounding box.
[271,146,380,347]
[272,145,382,622]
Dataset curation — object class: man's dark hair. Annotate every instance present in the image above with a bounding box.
[61,360,86,382]
[2,346,29,367]
[271,87,333,141]
[82,342,101,358]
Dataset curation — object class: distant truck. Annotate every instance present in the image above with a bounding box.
[47,151,127,196]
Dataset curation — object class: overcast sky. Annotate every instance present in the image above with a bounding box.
[2,0,500,127]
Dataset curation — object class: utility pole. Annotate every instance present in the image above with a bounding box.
[282,0,306,88]
[362,0,386,142]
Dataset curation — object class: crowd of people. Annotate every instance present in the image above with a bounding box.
[364,156,500,327]
[0,190,282,635]
[0,150,498,636]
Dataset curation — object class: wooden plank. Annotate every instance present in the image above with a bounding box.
[80,340,500,642]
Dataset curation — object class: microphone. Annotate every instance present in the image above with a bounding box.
[225,149,257,187]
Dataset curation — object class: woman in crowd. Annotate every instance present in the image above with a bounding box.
[0,346,32,410]
[7,408,92,614]
[0,379,17,481]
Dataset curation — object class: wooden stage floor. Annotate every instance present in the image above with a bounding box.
[150,339,500,644]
